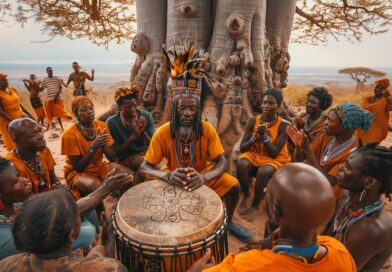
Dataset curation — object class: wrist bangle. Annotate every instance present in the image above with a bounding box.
[262,136,270,143]
[250,136,257,143]
[202,174,208,184]
[90,146,97,153]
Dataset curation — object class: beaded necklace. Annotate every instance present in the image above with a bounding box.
[320,136,356,166]
[76,121,96,141]
[333,197,384,233]
[304,114,324,132]
[0,214,16,224]
[173,138,195,168]
[14,149,46,189]
[273,242,320,264]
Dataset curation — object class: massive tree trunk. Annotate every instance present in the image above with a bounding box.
[131,0,297,170]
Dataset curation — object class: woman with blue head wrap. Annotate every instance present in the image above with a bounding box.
[292,102,374,196]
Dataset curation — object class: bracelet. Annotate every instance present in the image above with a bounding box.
[262,136,270,143]
[250,136,257,143]
[90,146,97,153]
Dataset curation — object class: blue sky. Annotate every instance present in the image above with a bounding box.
[0,19,391,68]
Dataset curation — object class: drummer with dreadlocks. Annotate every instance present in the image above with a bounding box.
[140,45,253,243]
[289,102,374,197]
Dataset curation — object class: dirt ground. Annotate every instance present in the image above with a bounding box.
[0,90,391,270]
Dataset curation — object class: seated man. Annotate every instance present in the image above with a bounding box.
[6,118,59,193]
[107,86,154,182]
[325,143,392,271]
[291,102,373,196]
[293,87,333,143]
[140,82,252,242]
[190,163,357,272]
[0,157,133,260]
[0,189,127,271]
[237,88,291,221]
[62,96,117,200]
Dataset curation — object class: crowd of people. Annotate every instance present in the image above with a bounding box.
[0,56,392,272]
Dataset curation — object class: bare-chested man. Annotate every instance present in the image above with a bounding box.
[22,74,47,127]
[325,143,392,272]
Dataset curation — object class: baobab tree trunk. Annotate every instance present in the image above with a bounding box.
[131,0,298,170]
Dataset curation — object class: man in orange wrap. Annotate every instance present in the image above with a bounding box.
[140,46,253,243]
[291,102,373,197]
[6,118,59,193]
[42,67,72,131]
[188,163,357,272]
[22,74,47,128]
[237,88,291,222]
[357,78,392,144]
[61,96,117,200]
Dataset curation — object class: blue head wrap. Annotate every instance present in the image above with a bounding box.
[331,102,374,132]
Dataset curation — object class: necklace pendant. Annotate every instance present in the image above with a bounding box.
[183,147,189,154]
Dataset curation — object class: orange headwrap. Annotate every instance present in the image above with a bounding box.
[114,85,140,104]
[375,78,390,90]
[0,73,7,80]
[71,96,93,115]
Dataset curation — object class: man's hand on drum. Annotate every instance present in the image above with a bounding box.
[183,168,205,192]
[187,248,216,272]
[169,168,188,187]
[102,172,134,193]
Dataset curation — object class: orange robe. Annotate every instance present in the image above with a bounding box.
[144,121,237,197]
[45,100,72,123]
[311,133,358,196]
[357,96,390,144]
[302,113,326,143]
[0,87,24,151]
[204,236,357,272]
[239,116,291,169]
[61,120,114,199]
[5,147,55,193]
[29,96,46,120]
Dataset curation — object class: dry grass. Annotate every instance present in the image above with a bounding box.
[283,83,373,108]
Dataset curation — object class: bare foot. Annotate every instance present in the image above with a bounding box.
[242,207,258,222]
[238,198,249,215]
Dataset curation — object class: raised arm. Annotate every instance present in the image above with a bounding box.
[240,117,257,153]
[87,69,95,81]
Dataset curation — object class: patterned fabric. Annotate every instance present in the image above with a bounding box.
[0,250,127,272]
[68,71,89,96]
[71,96,93,115]
[114,85,140,103]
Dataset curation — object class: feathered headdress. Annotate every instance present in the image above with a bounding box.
[161,43,210,100]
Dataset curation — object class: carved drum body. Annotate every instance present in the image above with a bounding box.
[112,180,228,271]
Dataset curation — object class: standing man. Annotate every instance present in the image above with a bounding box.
[107,86,154,183]
[66,61,95,96]
[22,74,47,127]
[42,67,72,131]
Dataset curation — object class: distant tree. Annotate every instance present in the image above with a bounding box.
[339,67,386,91]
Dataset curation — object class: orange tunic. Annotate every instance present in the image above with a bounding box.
[144,121,237,197]
[357,96,389,144]
[239,116,291,169]
[302,113,326,143]
[311,133,358,196]
[0,87,24,151]
[5,147,55,193]
[45,100,72,123]
[204,236,357,272]
[61,120,114,199]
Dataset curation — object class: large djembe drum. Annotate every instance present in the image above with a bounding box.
[112,180,228,271]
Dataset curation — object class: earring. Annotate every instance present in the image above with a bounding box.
[359,188,367,202]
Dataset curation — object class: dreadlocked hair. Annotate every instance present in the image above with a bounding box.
[357,142,392,201]
[170,97,203,140]
[308,87,333,110]
[12,189,78,255]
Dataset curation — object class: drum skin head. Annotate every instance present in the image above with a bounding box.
[115,180,224,245]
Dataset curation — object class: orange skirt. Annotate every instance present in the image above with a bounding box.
[45,100,72,123]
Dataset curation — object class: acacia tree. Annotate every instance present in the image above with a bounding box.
[339,67,386,91]
[2,0,392,163]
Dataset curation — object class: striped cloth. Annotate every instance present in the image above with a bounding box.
[42,76,62,101]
